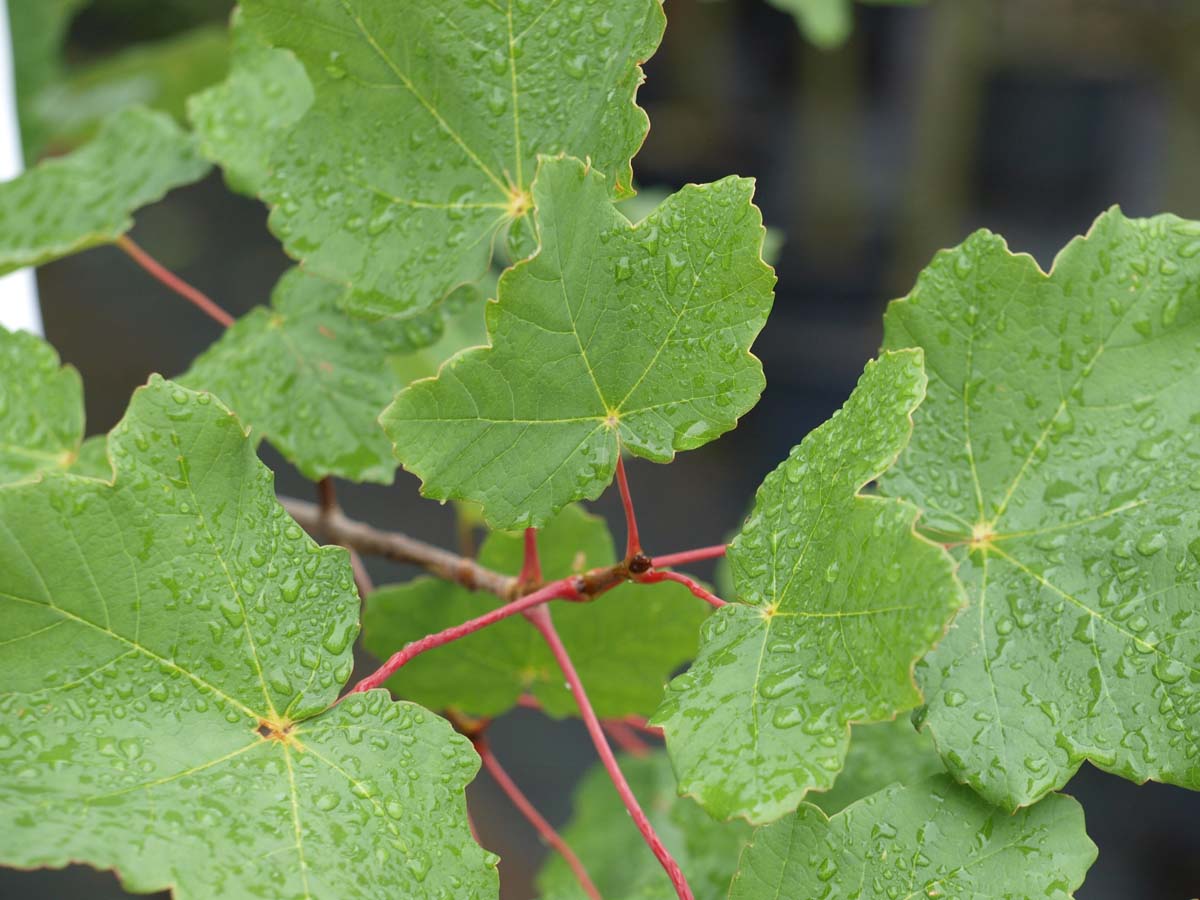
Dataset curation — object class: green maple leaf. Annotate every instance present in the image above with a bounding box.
[239,0,665,317]
[809,717,945,816]
[619,185,786,268]
[69,434,112,481]
[881,208,1200,809]
[0,106,209,275]
[0,326,84,485]
[382,156,775,530]
[362,504,710,718]
[0,378,497,898]
[538,751,751,900]
[181,267,443,484]
[0,327,111,484]
[651,351,963,824]
[189,9,314,197]
[727,777,1096,899]
[541,726,946,899]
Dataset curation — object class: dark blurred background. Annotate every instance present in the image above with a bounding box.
[4,0,1200,898]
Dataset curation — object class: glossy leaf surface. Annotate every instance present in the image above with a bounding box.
[0,327,84,485]
[0,378,496,898]
[181,267,441,483]
[0,106,209,274]
[69,434,112,481]
[189,10,313,197]
[810,717,945,815]
[728,777,1095,899]
[241,0,664,316]
[883,209,1200,808]
[652,351,963,823]
[383,156,775,529]
[363,504,710,718]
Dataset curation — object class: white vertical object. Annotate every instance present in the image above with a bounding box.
[0,0,43,335]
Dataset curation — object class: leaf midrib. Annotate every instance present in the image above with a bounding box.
[334,0,509,195]
[0,586,259,720]
[179,423,278,718]
[990,544,1200,678]
[0,442,72,465]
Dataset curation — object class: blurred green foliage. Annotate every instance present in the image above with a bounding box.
[8,0,88,157]
[767,0,924,48]
[7,0,230,158]
[34,26,228,148]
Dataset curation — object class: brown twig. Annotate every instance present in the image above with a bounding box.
[314,479,375,599]
[281,496,517,598]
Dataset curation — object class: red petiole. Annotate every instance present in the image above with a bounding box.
[116,236,236,329]
[635,570,727,608]
[615,455,642,558]
[329,462,725,895]
[602,719,653,757]
[651,544,727,568]
[518,694,664,742]
[520,527,543,587]
[345,577,582,696]
[475,735,603,900]
[525,605,695,900]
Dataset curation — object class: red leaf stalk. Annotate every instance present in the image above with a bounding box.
[636,570,727,608]
[520,527,543,586]
[602,720,652,757]
[346,578,582,696]
[525,606,695,900]
[615,455,642,558]
[475,736,602,900]
[116,236,235,329]
[651,544,727,568]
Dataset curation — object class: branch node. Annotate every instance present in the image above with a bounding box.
[627,552,652,575]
